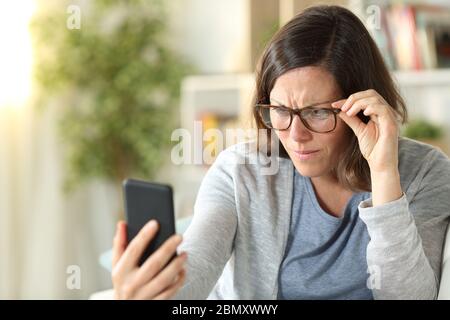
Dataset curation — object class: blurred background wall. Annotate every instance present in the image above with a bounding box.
[0,0,449,299]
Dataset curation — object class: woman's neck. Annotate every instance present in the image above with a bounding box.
[310,173,353,195]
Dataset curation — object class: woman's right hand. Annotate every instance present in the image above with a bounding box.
[111,220,187,299]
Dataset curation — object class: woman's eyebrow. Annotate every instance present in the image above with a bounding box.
[270,98,335,108]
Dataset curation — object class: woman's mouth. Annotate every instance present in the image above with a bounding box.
[293,150,320,160]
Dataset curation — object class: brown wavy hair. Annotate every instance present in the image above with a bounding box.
[252,5,407,192]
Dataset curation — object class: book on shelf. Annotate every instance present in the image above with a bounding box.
[369,3,450,70]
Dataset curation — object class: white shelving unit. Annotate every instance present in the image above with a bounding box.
[393,69,450,87]
[179,73,255,135]
[393,69,450,151]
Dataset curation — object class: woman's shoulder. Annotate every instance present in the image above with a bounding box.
[399,136,449,166]
[399,136,446,156]
[398,136,450,191]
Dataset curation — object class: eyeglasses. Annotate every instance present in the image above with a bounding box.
[255,101,341,133]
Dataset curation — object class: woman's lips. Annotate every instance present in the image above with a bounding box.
[293,149,320,160]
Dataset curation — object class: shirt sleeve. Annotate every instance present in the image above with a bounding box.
[358,149,450,300]
[171,149,238,300]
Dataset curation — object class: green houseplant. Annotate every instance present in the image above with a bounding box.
[403,119,444,140]
[31,0,191,195]
[402,119,448,154]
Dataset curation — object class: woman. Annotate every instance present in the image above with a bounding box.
[111,5,450,299]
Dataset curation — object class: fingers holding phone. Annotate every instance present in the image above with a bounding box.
[112,221,127,269]
[111,220,187,300]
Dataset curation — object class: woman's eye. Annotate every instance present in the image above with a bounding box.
[310,109,329,118]
[274,108,290,116]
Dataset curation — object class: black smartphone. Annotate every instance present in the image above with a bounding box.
[123,178,177,266]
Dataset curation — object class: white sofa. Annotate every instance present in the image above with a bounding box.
[438,225,450,299]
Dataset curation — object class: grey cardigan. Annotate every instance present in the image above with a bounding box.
[174,137,450,299]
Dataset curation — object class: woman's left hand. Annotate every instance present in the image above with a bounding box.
[332,89,400,173]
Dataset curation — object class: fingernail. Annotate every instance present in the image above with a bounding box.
[176,234,183,242]
[146,220,158,231]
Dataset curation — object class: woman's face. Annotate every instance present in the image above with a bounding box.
[269,66,352,179]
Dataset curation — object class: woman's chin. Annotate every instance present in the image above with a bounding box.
[292,162,327,178]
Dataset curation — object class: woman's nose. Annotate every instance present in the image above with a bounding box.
[289,114,313,142]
